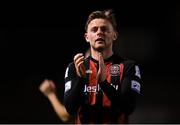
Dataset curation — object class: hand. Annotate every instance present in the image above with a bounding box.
[97,53,107,83]
[39,79,56,97]
[74,53,86,78]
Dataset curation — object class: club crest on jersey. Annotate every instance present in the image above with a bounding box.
[110,64,120,76]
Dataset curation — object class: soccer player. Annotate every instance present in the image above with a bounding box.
[63,9,142,124]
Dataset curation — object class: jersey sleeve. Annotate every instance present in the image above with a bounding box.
[99,60,142,115]
[119,60,142,115]
[63,63,85,116]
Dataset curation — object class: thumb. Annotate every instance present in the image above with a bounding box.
[98,53,104,69]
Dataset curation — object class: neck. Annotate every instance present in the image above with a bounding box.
[91,47,113,61]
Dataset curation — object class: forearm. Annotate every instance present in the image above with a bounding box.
[99,79,137,114]
[99,80,119,102]
[47,93,70,122]
[64,77,85,115]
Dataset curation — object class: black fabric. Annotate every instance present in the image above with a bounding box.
[63,54,142,123]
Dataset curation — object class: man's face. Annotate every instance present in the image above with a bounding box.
[85,18,117,52]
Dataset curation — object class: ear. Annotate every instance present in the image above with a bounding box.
[84,33,89,43]
[113,31,118,41]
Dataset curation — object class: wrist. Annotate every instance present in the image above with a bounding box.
[99,79,107,84]
[47,92,57,100]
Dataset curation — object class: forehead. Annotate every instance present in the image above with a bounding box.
[87,18,113,29]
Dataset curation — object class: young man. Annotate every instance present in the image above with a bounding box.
[64,9,142,124]
[64,10,141,124]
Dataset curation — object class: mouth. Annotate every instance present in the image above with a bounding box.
[95,38,105,43]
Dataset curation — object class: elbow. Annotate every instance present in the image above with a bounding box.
[57,110,71,123]
[60,114,70,122]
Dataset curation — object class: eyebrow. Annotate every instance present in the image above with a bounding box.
[90,25,108,29]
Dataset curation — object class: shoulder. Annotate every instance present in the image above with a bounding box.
[64,62,74,74]
[123,58,141,73]
[123,58,136,68]
[122,58,141,80]
[67,62,74,68]
[64,62,75,77]
[112,54,136,66]
[113,55,141,74]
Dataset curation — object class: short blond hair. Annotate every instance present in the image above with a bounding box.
[85,9,117,32]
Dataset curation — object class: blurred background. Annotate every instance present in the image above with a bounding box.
[0,1,179,123]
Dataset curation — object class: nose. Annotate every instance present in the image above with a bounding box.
[97,28,103,36]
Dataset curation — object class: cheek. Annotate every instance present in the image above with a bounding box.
[108,33,115,40]
[88,34,96,41]
[106,35,113,41]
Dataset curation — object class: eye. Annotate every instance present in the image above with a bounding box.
[101,26,109,32]
[91,27,98,32]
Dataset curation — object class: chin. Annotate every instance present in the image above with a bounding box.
[92,44,106,52]
[95,46,105,52]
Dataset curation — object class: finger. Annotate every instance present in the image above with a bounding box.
[77,61,86,77]
[79,64,86,77]
[40,80,49,91]
[75,56,85,72]
[77,61,84,68]
[73,53,83,62]
[98,53,104,69]
[49,80,56,89]
[74,53,86,77]
[39,80,47,90]
[76,61,83,76]
[77,61,85,73]
[74,56,84,67]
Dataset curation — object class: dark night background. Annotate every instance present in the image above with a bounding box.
[0,1,179,123]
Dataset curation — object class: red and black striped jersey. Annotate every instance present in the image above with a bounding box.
[64,54,142,124]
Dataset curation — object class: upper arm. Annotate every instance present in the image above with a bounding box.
[121,61,142,95]
[120,61,142,114]
[63,63,84,115]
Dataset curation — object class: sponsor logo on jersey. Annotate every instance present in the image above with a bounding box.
[65,80,71,93]
[111,84,118,90]
[84,84,101,93]
[131,80,140,93]
[84,84,118,93]
[110,64,120,76]
[135,65,141,78]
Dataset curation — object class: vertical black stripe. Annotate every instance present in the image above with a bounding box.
[83,57,90,104]
[111,75,120,85]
